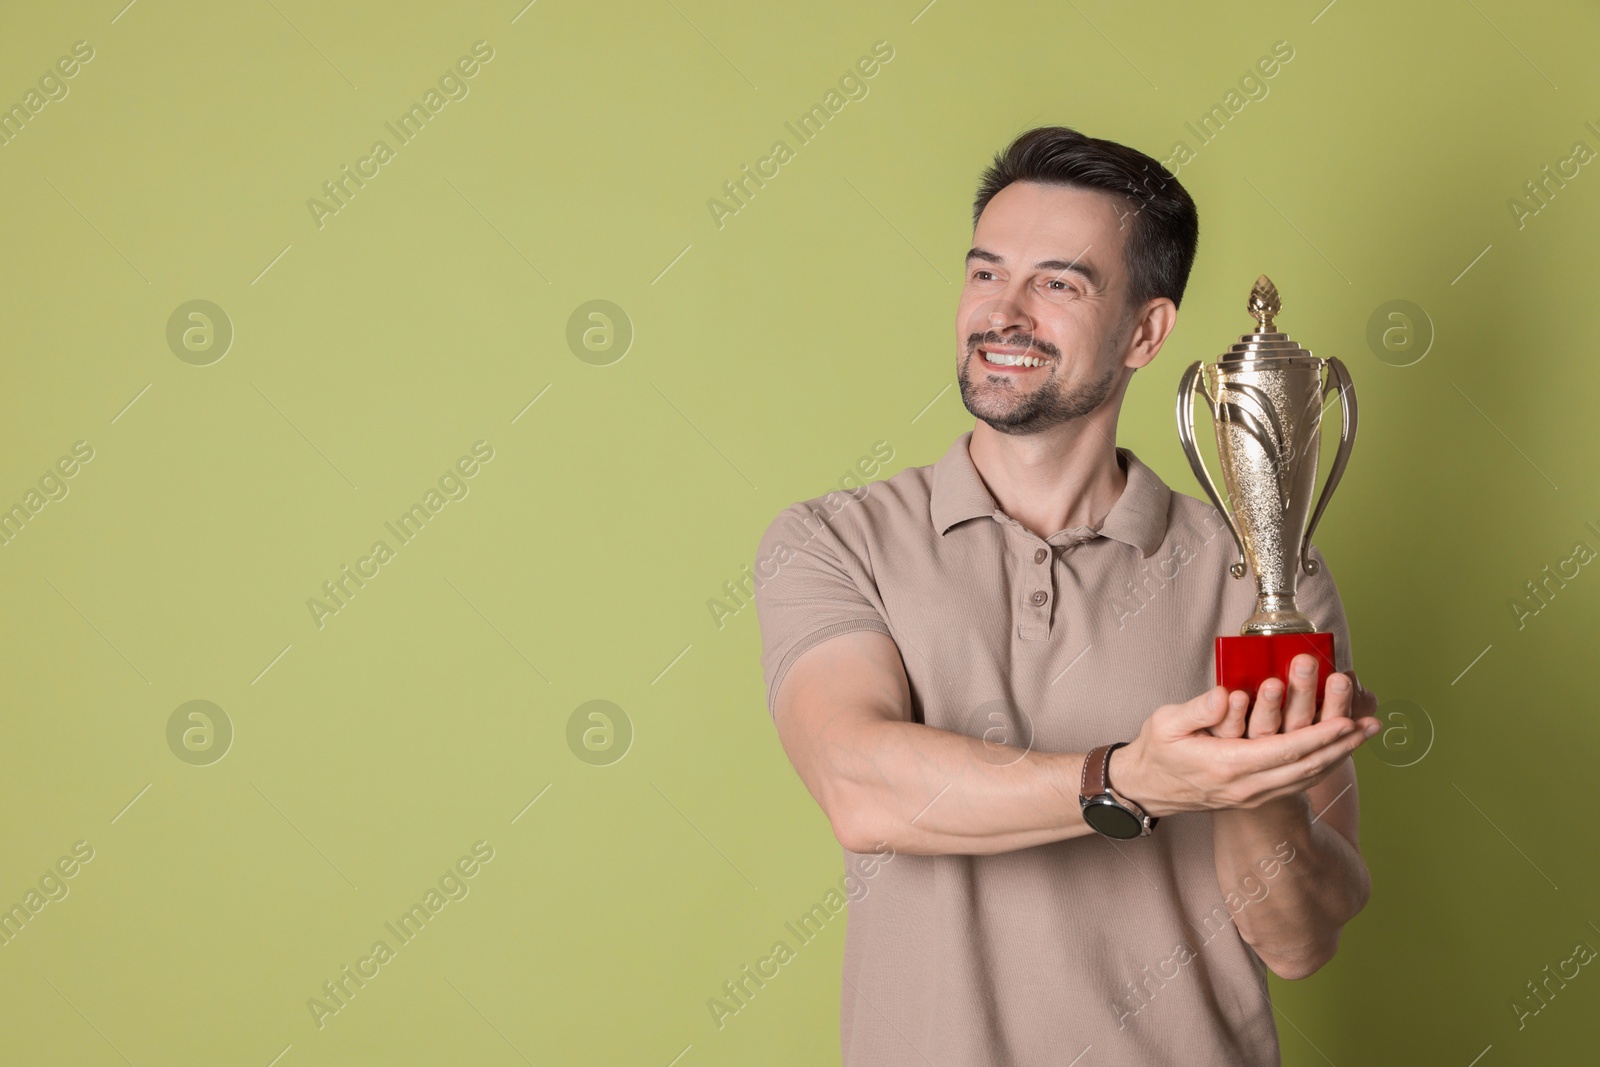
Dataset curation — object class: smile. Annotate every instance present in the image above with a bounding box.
[980,347,1049,368]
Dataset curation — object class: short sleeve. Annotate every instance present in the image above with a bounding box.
[752,500,892,718]
[1296,544,1355,674]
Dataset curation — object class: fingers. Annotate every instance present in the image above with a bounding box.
[1245,678,1284,738]
[1280,654,1321,731]
[1174,686,1230,738]
[1351,714,1381,737]
[1217,689,1249,738]
[1222,712,1358,776]
[1320,672,1354,724]
[1208,688,1250,739]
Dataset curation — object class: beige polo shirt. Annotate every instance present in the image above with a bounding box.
[753,430,1353,1067]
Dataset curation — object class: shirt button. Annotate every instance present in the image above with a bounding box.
[1034,547,1048,564]
[1031,590,1048,605]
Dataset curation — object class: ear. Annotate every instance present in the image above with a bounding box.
[1122,297,1178,371]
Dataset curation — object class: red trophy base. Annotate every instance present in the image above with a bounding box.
[1215,632,1337,710]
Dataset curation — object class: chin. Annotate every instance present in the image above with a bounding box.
[979,409,1052,435]
[965,398,1039,435]
[979,420,1036,436]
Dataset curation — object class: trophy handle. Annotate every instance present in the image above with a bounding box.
[1299,356,1358,576]
[1176,360,1249,579]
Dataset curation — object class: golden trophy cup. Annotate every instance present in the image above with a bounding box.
[1175,276,1358,706]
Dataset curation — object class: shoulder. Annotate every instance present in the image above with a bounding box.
[754,454,937,567]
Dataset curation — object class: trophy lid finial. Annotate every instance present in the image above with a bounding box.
[1247,274,1280,332]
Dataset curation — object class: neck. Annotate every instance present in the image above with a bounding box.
[967,405,1126,540]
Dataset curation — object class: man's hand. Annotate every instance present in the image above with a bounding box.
[1207,653,1380,739]
[1109,673,1381,820]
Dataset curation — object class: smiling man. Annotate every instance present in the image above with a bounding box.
[752,126,1382,1066]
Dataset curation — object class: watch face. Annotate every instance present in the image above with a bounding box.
[1083,799,1141,840]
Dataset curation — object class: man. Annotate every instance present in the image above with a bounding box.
[751,125,1382,1066]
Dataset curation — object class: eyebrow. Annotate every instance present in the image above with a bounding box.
[964,247,1103,289]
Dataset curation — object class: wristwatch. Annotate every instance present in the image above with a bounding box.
[1080,742,1158,840]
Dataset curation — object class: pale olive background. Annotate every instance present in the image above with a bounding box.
[1,1,1597,1064]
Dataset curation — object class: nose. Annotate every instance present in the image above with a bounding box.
[981,299,1032,340]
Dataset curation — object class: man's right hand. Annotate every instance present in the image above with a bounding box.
[1109,683,1379,819]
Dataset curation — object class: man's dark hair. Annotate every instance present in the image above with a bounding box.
[971,125,1200,311]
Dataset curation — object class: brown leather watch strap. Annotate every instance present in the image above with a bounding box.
[1081,743,1116,799]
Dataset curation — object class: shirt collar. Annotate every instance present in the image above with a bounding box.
[929,430,1172,558]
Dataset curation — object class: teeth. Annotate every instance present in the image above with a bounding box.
[983,350,1046,367]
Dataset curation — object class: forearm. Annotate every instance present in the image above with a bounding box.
[819,718,1098,856]
[1210,787,1370,978]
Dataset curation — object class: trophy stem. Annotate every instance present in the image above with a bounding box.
[1240,592,1317,636]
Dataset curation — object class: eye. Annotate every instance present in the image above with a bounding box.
[971,269,995,281]
[1040,278,1081,303]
